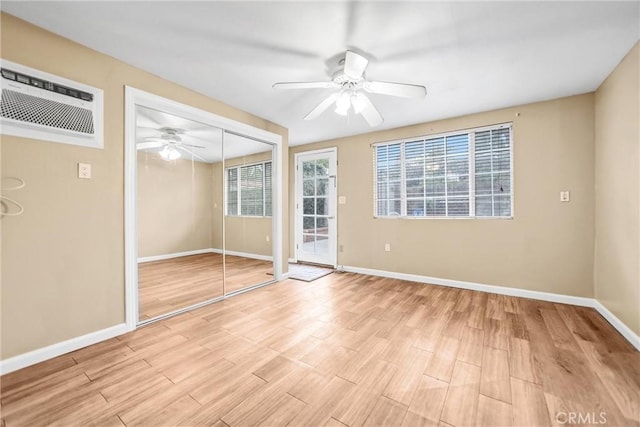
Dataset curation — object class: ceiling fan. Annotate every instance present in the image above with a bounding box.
[273,50,427,127]
[136,127,206,161]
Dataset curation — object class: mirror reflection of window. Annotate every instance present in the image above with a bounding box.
[226,161,272,217]
[222,132,275,294]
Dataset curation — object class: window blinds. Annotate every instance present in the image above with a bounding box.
[374,123,512,218]
[226,161,272,217]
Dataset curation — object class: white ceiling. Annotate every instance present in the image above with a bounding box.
[3,1,639,146]
[136,106,272,163]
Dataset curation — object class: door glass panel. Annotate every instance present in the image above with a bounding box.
[303,216,315,232]
[316,159,329,175]
[316,178,329,196]
[303,198,315,215]
[297,151,335,266]
[303,234,315,252]
[316,197,328,215]
[303,160,315,178]
[303,179,315,196]
[316,217,328,230]
[315,234,329,256]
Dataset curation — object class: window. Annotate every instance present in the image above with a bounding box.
[374,123,512,218]
[226,161,272,216]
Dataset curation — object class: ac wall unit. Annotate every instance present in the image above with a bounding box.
[0,60,103,149]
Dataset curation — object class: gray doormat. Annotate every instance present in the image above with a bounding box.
[288,263,334,282]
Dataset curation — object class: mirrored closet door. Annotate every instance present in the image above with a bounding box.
[134,105,276,323]
[136,106,225,321]
[221,131,274,294]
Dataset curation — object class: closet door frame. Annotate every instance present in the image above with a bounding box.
[123,86,283,330]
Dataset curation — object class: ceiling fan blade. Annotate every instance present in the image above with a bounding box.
[304,92,340,120]
[344,50,368,79]
[176,146,207,162]
[136,141,164,150]
[364,81,427,98]
[178,130,221,146]
[273,81,337,90]
[179,142,206,149]
[136,127,164,137]
[358,94,384,127]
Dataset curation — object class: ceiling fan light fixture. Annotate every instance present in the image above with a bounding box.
[334,105,350,116]
[351,92,367,114]
[335,91,351,116]
[160,145,181,161]
[273,50,426,127]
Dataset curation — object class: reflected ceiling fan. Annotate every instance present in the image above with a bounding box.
[273,50,427,127]
[136,127,205,161]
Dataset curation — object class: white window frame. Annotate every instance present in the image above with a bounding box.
[373,122,513,219]
[225,160,273,218]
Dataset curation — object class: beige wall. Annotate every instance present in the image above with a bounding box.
[138,149,273,258]
[225,217,272,256]
[594,42,640,336]
[137,154,213,258]
[0,13,288,359]
[291,94,596,297]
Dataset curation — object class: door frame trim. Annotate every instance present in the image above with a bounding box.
[294,147,338,267]
[124,86,283,331]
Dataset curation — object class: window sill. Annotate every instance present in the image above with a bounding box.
[373,215,514,220]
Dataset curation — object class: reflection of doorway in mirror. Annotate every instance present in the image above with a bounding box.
[295,148,337,267]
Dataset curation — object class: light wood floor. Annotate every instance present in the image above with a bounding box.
[138,253,273,320]
[2,273,638,426]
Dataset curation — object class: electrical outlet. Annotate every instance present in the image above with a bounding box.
[78,163,91,179]
[339,196,347,204]
[266,235,270,242]
[560,191,570,202]
[384,243,391,252]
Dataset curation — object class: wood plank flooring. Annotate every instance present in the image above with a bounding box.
[2,272,638,426]
[138,253,273,320]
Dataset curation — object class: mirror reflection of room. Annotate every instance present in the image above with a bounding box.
[136,106,224,321]
[220,132,274,293]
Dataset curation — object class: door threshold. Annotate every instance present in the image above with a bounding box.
[294,261,335,269]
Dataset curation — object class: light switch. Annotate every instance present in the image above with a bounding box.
[339,196,347,204]
[78,163,91,179]
[560,191,570,202]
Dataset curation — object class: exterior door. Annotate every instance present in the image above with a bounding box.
[295,148,337,266]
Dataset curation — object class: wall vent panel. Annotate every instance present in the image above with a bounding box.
[0,60,103,149]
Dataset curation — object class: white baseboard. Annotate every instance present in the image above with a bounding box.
[138,248,214,263]
[224,249,273,262]
[0,323,130,375]
[342,266,594,307]
[342,265,639,351]
[288,258,297,264]
[592,301,640,351]
[139,248,273,263]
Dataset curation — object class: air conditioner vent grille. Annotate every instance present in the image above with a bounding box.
[1,89,95,135]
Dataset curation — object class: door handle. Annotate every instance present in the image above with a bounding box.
[329,175,336,188]
[328,216,335,219]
